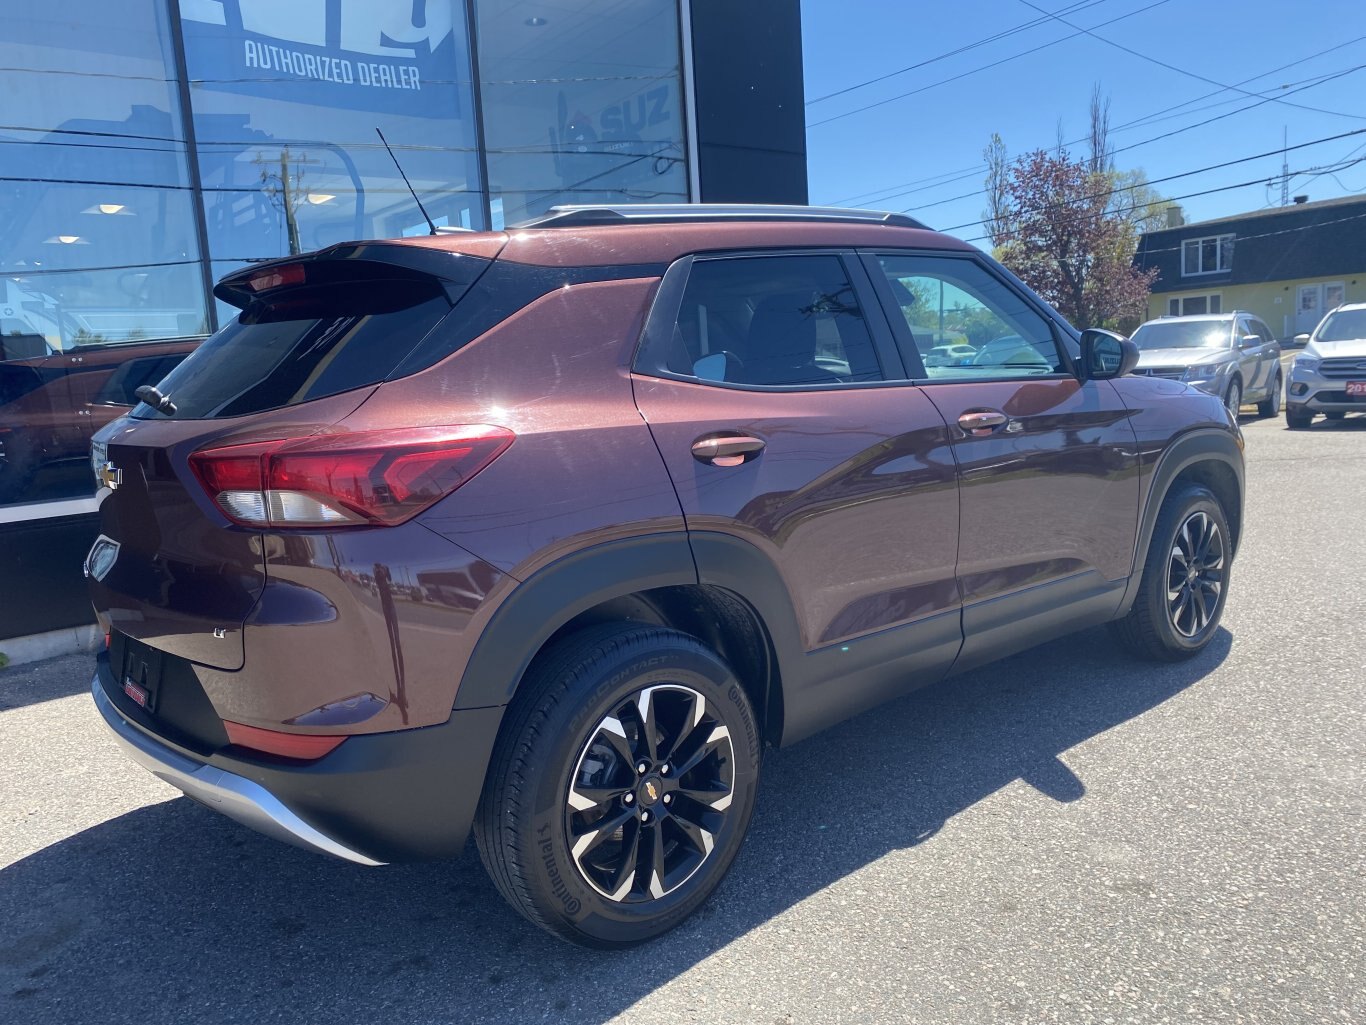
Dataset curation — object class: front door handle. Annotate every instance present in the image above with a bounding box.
[957,410,1009,437]
[691,433,766,467]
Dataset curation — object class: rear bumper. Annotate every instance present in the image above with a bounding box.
[92,652,504,863]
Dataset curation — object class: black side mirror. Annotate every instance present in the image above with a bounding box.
[1079,328,1139,381]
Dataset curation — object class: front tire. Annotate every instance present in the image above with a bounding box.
[1256,373,1281,417]
[1286,406,1313,429]
[474,623,761,947]
[1224,379,1243,417]
[1111,484,1231,662]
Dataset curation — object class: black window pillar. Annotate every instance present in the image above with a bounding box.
[687,0,807,205]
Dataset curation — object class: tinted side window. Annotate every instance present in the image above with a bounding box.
[665,255,883,386]
[875,255,1063,379]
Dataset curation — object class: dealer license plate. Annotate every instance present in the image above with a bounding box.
[1346,381,1366,397]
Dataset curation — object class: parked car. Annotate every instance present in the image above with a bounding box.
[87,204,1245,948]
[923,342,977,367]
[1286,301,1366,428]
[1129,313,1282,417]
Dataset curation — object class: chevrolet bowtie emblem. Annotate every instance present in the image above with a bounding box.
[98,461,122,491]
[644,780,659,802]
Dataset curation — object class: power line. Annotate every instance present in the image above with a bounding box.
[806,0,1175,130]
[819,36,1366,207]
[1127,208,1366,259]
[1016,0,1365,121]
[921,126,1366,224]
[959,157,1366,243]
[892,65,1366,217]
[1107,35,1366,133]
[805,0,1110,106]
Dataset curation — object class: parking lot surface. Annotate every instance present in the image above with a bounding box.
[2,412,1363,1025]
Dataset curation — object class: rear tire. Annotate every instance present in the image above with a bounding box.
[1285,406,1313,429]
[474,623,761,948]
[1111,483,1231,662]
[1256,374,1281,417]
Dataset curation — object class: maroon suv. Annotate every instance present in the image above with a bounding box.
[87,205,1244,947]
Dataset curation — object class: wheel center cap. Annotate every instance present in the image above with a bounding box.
[638,775,663,807]
[1187,566,1200,583]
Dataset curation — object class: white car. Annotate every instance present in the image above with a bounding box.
[922,343,977,367]
[1286,302,1366,428]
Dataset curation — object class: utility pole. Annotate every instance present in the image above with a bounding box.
[1280,127,1290,207]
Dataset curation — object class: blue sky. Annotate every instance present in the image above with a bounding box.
[801,0,1366,241]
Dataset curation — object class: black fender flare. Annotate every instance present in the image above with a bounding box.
[1119,427,1245,617]
[452,533,697,711]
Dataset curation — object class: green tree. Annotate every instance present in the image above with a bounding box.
[994,148,1157,331]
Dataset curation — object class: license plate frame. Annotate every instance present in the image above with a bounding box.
[120,639,162,714]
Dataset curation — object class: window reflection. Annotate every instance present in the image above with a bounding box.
[475,0,690,225]
[0,1,208,507]
[179,0,485,271]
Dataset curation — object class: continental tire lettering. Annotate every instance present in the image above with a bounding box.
[727,684,759,763]
[536,823,581,916]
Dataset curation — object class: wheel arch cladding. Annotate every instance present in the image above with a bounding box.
[1120,428,1244,617]
[452,531,799,748]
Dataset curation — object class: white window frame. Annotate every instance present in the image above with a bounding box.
[1168,293,1223,316]
[1181,234,1235,277]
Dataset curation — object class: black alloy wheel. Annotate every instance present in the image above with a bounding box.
[475,623,760,947]
[1111,483,1232,661]
[566,684,734,903]
[1165,510,1225,639]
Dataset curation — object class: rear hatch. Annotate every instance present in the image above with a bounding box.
[88,239,500,670]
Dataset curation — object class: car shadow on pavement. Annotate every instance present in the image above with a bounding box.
[0,654,94,712]
[1283,415,1366,431]
[0,625,1230,1024]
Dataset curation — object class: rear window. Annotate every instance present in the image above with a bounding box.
[135,278,450,419]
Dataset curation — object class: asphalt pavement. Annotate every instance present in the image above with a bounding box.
[2,411,1363,1025]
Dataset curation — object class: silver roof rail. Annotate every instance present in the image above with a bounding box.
[515,204,930,231]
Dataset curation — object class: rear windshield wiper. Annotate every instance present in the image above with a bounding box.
[134,385,177,415]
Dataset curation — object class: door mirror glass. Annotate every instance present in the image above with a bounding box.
[1079,328,1138,380]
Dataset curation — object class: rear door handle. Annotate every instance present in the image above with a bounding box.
[957,410,1009,437]
[691,433,766,467]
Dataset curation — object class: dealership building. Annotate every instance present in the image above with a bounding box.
[0,0,806,653]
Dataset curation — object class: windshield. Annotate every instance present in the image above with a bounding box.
[1315,308,1366,343]
[1131,321,1232,350]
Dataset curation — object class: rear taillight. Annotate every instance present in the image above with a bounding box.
[188,425,513,528]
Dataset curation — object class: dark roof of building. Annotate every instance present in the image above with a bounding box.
[1135,195,1366,293]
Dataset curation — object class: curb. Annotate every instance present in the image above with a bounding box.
[0,624,102,669]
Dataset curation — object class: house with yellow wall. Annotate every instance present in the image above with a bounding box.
[1134,195,1366,341]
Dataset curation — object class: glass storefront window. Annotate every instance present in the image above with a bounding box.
[178,0,485,275]
[474,0,691,226]
[0,0,209,507]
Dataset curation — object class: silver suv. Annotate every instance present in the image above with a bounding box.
[1129,313,1282,417]
[1286,302,1366,428]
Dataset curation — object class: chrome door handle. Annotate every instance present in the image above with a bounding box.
[691,433,766,467]
[957,410,1009,436]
